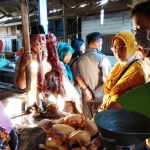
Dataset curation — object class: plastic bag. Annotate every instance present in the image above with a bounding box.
[0,55,7,68]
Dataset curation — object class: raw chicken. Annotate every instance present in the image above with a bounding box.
[38,103,60,118]
[38,119,55,135]
[82,117,98,136]
[39,144,58,150]
[57,114,84,129]
[68,130,91,147]
[86,138,101,150]
[71,146,86,150]
[51,124,75,136]
[39,133,68,150]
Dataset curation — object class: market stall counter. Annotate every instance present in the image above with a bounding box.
[11,107,102,150]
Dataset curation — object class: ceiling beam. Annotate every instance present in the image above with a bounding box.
[0,9,7,15]
[0,16,6,19]
[1,21,22,27]
[58,0,68,8]
[28,0,37,10]
[0,0,19,7]
[14,6,21,13]
[0,9,12,17]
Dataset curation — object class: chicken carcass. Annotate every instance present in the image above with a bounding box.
[39,134,68,150]
[38,121,75,136]
[71,146,86,150]
[38,119,55,135]
[86,138,101,150]
[39,144,68,150]
[38,103,60,118]
[41,136,60,149]
[82,117,98,136]
[38,119,54,128]
[57,114,84,129]
[68,130,91,147]
[39,144,58,150]
[51,124,75,136]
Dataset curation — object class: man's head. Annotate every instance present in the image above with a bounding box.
[30,25,46,53]
[130,0,150,31]
[130,0,150,50]
[87,32,103,50]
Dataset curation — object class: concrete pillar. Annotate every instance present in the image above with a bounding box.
[38,0,48,34]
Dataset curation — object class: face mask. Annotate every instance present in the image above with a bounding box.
[135,30,150,50]
[97,47,102,53]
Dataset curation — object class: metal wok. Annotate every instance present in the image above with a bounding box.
[94,109,150,150]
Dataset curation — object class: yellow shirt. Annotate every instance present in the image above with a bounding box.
[100,59,145,110]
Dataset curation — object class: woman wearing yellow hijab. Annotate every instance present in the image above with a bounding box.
[100,31,145,110]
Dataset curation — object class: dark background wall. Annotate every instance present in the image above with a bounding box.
[48,17,81,40]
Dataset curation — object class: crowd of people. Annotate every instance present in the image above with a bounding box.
[1,0,150,149]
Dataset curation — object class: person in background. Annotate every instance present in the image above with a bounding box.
[99,31,145,110]
[57,42,75,113]
[70,38,85,85]
[129,0,150,83]
[76,32,112,119]
[130,1,150,149]
[137,46,150,59]
[57,42,74,83]
[0,102,18,150]
[14,25,51,111]
[69,38,85,113]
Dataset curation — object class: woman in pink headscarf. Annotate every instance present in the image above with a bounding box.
[0,102,18,150]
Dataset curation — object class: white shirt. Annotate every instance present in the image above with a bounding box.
[143,57,150,82]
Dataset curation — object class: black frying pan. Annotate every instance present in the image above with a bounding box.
[94,109,150,150]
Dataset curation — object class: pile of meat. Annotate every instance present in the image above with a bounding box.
[37,114,101,150]
[33,103,67,119]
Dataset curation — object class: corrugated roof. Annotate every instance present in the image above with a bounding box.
[0,0,144,26]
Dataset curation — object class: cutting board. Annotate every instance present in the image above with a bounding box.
[117,82,150,118]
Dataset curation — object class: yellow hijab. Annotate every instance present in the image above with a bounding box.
[112,30,136,60]
[105,31,139,95]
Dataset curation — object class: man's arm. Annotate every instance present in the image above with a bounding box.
[76,76,88,90]
[15,65,26,89]
[15,52,32,89]
[101,57,112,81]
[76,60,92,100]
[76,76,92,100]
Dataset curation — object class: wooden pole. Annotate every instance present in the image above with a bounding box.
[20,0,31,108]
[62,4,68,42]
[20,0,30,52]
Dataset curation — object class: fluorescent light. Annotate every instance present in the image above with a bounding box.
[49,9,56,13]
[100,9,104,25]
[100,0,108,5]
[79,4,87,8]
[49,9,62,13]
[71,6,76,8]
